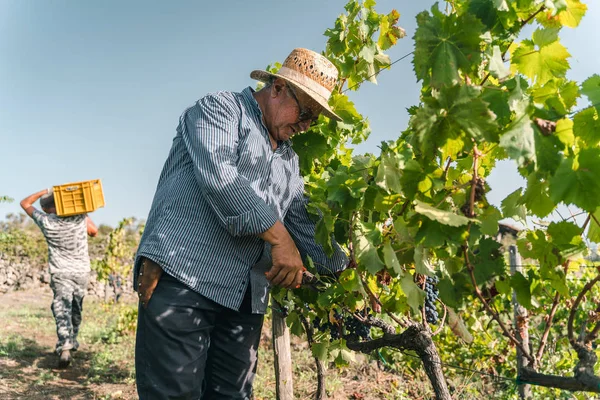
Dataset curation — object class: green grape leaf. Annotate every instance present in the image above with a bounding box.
[414,245,435,276]
[292,131,330,174]
[501,189,527,224]
[489,45,510,79]
[315,217,334,256]
[375,151,404,194]
[547,221,586,258]
[287,311,306,336]
[383,241,403,276]
[549,148,600,212]
[510,272,532,309]
[495,279,511,296]
[413,6,484,87]
[588,208,600,243]
[411,85,498,158]
[354,231,385,275]
[414,200,474,227]
[415,218,468,248]
[317,284,346,309]
[555,118,575,148]
[378,10,404,50]
[511,29,570,85]
[468,0,500,29]
[538,0,587,28]
[522,177,555,218]
[480,206,502,236]
[338,269,363,292]
[573,107,600,147]
[499,111,536,168]
[400,273,424,314]
[473,238,505,284]
[311,342,329,362]
[582,75,600,113]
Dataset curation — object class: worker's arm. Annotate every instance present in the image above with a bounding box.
[86,217,98,237]
[20,189,50,218]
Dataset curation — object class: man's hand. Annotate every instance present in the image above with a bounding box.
[20,188,50,217]
[260,220,305,289]
[137,258,163,309]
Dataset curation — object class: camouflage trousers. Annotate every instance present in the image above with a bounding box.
[50,273,89,354]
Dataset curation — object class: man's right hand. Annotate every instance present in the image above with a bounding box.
[260,221,305,289]
[137,258,163,309]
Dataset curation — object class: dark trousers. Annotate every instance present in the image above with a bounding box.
[135,273,264,400]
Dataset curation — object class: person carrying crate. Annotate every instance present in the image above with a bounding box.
[20,188,98,368]
[134,48,349,399]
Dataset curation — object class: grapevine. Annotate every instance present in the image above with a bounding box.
[270,0,600,398]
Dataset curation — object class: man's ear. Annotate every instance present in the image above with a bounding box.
[271,78,287,98]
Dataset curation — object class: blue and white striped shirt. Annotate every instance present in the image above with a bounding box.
[134,87,347,313]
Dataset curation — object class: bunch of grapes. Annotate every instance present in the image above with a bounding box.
[312,314,342,341]
[344,316,371,340]
[424,276,439,324]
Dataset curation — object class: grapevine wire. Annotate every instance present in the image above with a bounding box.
[341,51,414,93]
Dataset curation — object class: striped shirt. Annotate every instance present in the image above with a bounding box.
[135,87,347,313]
[31,210,91,275]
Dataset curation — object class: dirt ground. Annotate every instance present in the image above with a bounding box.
[0,288,137,400]
[0,288,432,400]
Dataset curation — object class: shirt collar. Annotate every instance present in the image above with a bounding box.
[241,87,292,153]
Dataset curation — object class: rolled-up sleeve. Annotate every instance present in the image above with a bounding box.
[181,94,278,237]
[284,183,348,275]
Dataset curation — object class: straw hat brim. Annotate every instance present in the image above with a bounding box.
[250,70,342,122]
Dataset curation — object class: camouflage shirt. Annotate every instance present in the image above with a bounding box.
[32,210,90,275]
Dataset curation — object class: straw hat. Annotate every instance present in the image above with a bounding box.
[251,48,342,121]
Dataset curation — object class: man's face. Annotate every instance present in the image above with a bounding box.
[265,79,320,142]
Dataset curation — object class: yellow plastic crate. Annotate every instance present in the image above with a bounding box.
[53,179,105,217]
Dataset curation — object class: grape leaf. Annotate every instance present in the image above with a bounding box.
[400,273,424,314]
[549,148,600,212]
[555,118,575,148]
[468,0,500,29]
[573,107,600,147]
[473,238,504,284]
[354,233,385,275]
[339,269,363,292]
[292,131,330,174]
[383,241,403,276]
[489,45,510,79]
[311,342,329,361]
[414,200,474,227]
[480,206,502,236]
[538,0,587,28]
[413,6,484,87]
[501,189,527,224]
[375,151,404,194]
[582,75,600,113]
[511,28,570,85]
[414,244,435,276]
[547,221,586,257]
[411,85,498,158]
[522,176,555,218]
[510,272,532,309]
[588,208,600,243]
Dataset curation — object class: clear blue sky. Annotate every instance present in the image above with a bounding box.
[1,0,599,227]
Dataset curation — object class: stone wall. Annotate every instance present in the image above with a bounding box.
[0,256,134,299]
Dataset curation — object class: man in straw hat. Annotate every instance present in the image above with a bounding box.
[134,48,348,399]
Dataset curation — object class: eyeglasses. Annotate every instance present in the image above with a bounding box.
[286,85,319,125]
